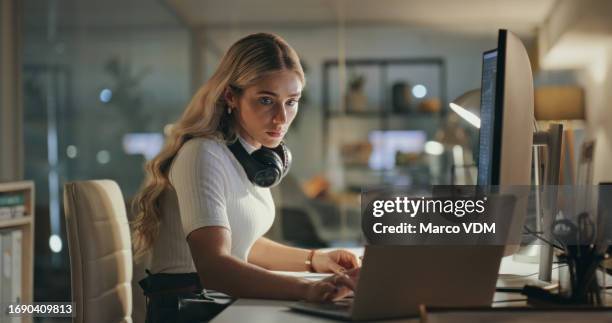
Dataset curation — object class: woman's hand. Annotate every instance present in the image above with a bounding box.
[311,249,360,274]
[304,272,356,303]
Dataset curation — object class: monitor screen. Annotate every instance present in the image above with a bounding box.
[477,49,498,186]
[368,130,426,170]
[122,133,164,160]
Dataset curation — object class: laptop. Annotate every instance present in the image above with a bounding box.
[290,245,506,321]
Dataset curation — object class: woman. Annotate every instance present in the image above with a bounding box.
[133,33,359,322]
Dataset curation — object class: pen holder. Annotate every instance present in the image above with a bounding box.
[550,185,611,306]
[557,252,608,306]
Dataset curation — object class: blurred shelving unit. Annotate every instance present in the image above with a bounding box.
[0,181,35,323]
[322,58,447,191]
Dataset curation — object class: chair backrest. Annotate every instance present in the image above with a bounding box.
[63,180,133,323]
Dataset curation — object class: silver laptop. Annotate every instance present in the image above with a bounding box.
[290,245,505,321]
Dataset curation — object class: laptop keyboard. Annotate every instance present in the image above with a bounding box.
[314,298,353,310]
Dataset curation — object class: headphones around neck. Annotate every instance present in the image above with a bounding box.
[227,140,292,188]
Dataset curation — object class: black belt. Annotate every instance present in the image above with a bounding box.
[139,270,202,297]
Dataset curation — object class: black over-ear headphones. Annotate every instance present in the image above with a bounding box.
[227,140,292,188]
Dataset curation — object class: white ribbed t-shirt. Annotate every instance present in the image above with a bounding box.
[149,137,275,274]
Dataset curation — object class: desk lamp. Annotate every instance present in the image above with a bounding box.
[443,89,481,184]
[449,88,481,128]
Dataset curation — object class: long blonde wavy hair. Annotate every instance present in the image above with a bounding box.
[132,33,305,258]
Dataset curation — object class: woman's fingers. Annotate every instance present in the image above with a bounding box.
[331,286,354,301]
[319,283,336,301]
[331,273,356,291]
[310,273,357,303]
[346,267,360,280]
[320,250,361,274]
[347,253,360,268]
[329,262,347,275]
[337,251,359,269]
[328,275,355,301]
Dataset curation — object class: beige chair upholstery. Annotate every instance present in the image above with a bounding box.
[63,180,133,323]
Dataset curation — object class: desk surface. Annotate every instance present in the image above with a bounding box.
[212,299,612,323]
[211,249,612,322]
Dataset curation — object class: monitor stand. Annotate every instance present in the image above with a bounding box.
[512,123,563,283]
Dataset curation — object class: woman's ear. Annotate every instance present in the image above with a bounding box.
[224,87,237,110]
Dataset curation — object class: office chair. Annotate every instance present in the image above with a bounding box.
[63,180,133,323]
[279,207,328,248]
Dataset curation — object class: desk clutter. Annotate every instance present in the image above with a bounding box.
[419,308,612,323]
[523,184,612,306]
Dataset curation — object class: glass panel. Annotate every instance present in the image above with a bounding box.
[23,0,189,301]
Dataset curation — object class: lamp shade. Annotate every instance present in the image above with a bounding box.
[449,88,481,128]
[534,86,585,121]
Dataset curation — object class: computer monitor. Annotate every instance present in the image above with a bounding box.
[476,30,535,256]
[122,133,164,160]
[477,29,534,187]
[477,49,499,186]
[368,130,426,170]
